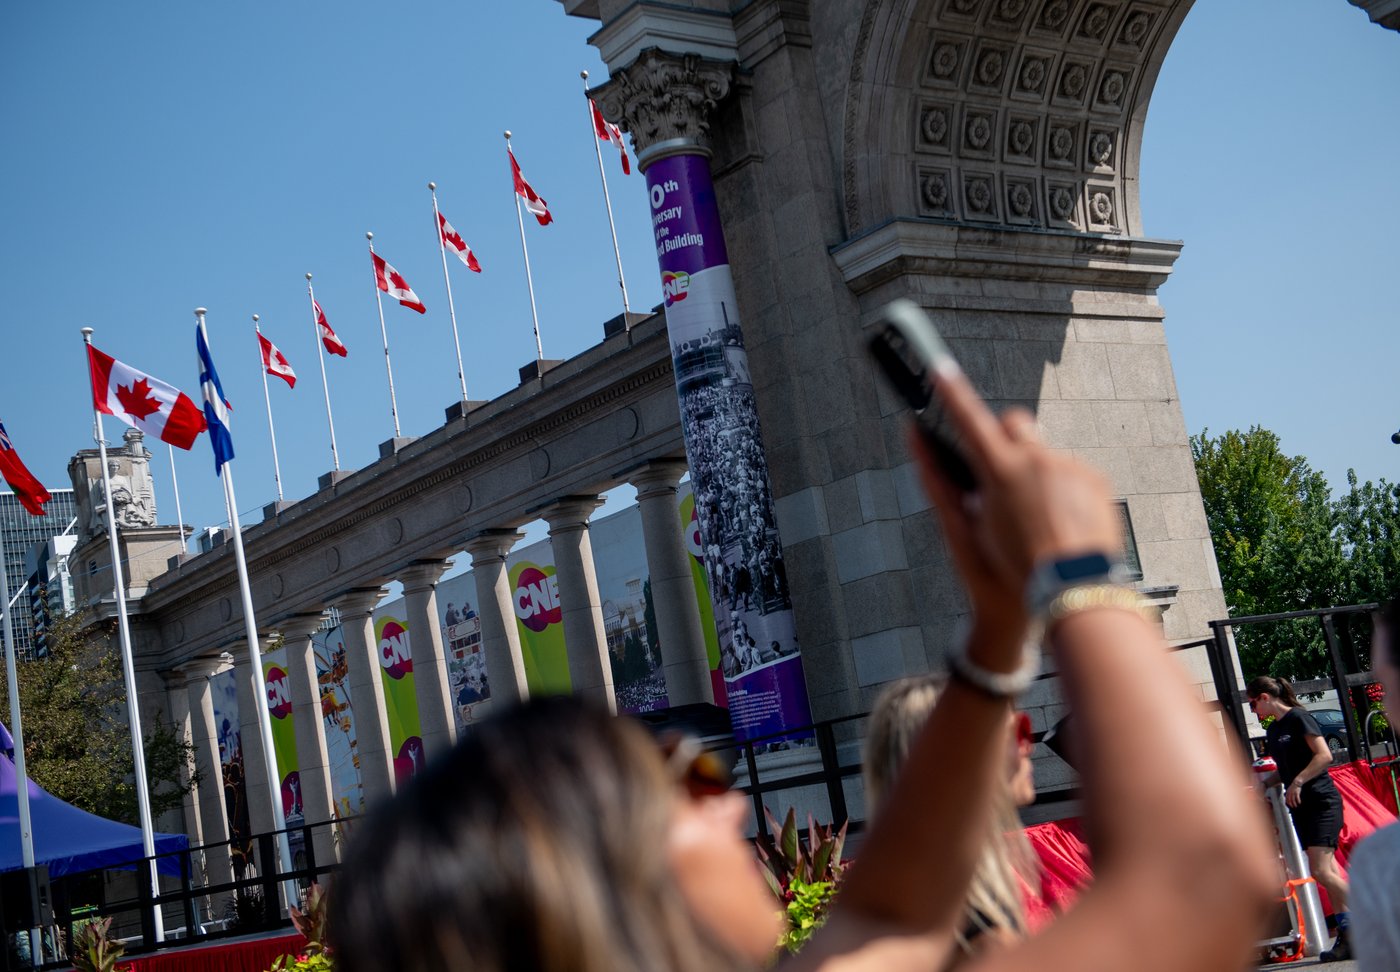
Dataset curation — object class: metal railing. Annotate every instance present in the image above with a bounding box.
[13,603,1392,967]
[9,818,345,971]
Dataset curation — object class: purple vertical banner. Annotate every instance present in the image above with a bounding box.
[647,153,813,746]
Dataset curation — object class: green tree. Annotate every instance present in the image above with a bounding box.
[0,610,197,824]
[1191,427,1346,678]
[1334,471,1400,608]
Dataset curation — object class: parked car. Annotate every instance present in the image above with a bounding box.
[1310,708,1351,760]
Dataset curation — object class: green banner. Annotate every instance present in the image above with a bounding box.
[375,614,426,780]
[679,490,721,672]
[261,652,300,821]
[509,560,571,695]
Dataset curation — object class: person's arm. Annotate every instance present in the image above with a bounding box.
[793,361,1133,970]
[1285,734,1333,808]
[908,365,1273,972]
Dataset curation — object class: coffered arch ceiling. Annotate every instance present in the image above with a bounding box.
[842,0,1193,238]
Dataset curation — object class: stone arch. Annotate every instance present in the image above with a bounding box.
[843,0,1194,238]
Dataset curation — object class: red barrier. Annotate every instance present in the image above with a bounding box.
[122,932,306,972]
[1021,761,1399,918]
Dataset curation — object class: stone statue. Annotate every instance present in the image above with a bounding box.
[68,430,158,542]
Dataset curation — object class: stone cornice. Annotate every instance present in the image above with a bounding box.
[587,3,737,70]
[592,49,734,161]
[830,218,1182,296]
[131,312,689,669]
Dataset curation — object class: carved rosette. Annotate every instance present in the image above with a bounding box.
[591,50,735,162]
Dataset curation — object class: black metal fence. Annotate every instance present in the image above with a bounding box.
[6,818,343,971]
[11,602,1395,968]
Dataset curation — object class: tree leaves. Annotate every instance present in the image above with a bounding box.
[1193,427,1400,680]
[0,611,197,824]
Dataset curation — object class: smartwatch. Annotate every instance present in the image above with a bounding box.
[1025,551,1127,619]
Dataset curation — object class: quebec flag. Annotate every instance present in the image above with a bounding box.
[196,317,235,474]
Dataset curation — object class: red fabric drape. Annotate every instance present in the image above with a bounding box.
[1020,761,1399,918]
[122,932,307,972]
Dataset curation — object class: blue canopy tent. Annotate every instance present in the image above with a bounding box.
[0,745,188,877]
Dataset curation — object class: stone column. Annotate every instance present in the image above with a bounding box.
[162,668,202,844]
[233,644,277,840]
[181,654,235,913]
[398,560,457,761]
[331,587,395,806]
[276,614,338,871]
[540,497,616,711]
[464,529,530,704]
[594,51,815,742]
[631,460,713,706]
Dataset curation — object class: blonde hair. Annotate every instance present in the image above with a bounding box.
[863,675,1036,952]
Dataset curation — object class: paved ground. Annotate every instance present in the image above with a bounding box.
[1259,959,1356,972]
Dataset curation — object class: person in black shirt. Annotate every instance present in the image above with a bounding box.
[1249,674,1352,961]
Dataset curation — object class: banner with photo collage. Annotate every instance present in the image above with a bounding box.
[647,152,814,745]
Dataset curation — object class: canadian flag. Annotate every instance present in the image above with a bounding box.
[509,148,553,226]
[258,332,297,389]
[371,251,426,314]
[438,212,482,272]
[313,300,348,357]
[86,344,207,450]
[590,99,631,175]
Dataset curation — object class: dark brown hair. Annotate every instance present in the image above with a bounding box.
[1246,674,1303,709]
[328,696,741,972]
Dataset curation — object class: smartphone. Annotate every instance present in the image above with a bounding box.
[867,299,978,492]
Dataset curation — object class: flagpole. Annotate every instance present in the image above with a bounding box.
[366,234,403,437]
[252,315,284,503]
[581,71,631,320]
[168,444,187,555]
[0,532,40,958]
[429,182,470,404]
[80,327,165,943]
[505,131,545,360]
[194,309,297,910]
[305,275,340,472]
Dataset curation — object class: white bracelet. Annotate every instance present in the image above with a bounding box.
[945,633,1040,699]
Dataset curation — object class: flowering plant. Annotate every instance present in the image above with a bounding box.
[755,807,847,953]
[70,916,132,972]
[267,883,333,972]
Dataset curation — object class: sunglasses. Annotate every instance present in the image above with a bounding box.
[1015,712,1033,746]
[659,733,735,799]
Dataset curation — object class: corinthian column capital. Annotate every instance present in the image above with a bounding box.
[592,50,734,164]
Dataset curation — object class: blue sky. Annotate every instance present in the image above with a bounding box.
[2,1,1396,550]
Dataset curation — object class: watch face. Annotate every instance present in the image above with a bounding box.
[1055,553,1115,583]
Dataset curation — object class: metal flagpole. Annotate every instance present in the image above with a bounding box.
[252,315,284,502]
[366,233,403,436]
[305,275,340,471]
[0,544,40,958]
[505,131,545,360]
[429,182,470,403]
[80,327,165,942]
[194,309,298,909]
[581,71,631,320]
[167,444,187,555]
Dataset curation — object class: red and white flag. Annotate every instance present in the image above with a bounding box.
[86,344,207,450]
[371,251,427,314]
[590,99,631,175]
[258,333,297,389]
[0,420,51,516]
[509,148,553,226]
[313,299,348,357]
[438,212,482,273]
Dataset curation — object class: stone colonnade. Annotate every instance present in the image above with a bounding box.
[171,460,712,878]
